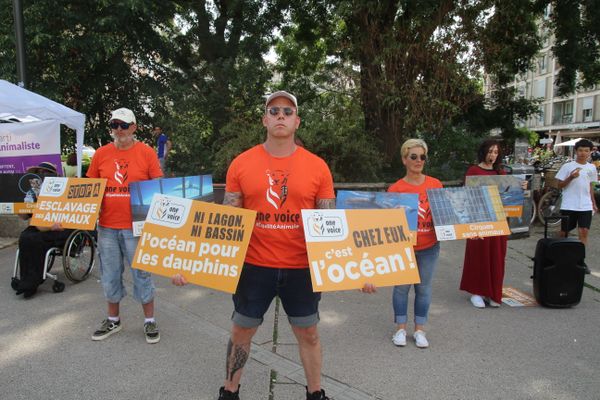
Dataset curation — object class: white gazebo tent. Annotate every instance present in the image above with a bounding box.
[0,79,86,176]
[553,137,600,158]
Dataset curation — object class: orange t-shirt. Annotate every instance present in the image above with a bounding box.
[388,175,443,250]
[87,141,163,229]
[226,145,335,268]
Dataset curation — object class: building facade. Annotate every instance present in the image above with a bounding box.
[485,5,600,146]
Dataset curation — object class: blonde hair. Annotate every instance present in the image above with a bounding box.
[400,138,428,158]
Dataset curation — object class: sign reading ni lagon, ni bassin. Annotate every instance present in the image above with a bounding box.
[30,177,106,230]
[301,209,420,292]
[132,194,256,294]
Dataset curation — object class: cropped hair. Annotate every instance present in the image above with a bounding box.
[401,139,428,158]
[477,139,503,172]
[575,139,593,151]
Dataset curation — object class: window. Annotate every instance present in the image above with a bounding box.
[541,28,551,48]
[537,106,545,125]
[543,4,551,19]
[582,97,593,122]
[564,101,573,114]
[533,79,546,99]
[537,55,547,74]
[553,101,574,124]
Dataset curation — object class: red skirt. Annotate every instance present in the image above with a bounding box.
[460,235,507,304]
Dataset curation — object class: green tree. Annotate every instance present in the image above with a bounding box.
[0,0,179,146]
[170,0,288,144]
[546,0,600,95]
[285,0,597,166]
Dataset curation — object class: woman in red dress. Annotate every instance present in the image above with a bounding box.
[460,140,507,308]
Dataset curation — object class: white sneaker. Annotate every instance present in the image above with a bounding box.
[392,329,407,346]
[470,295,485,308]
[413,330,429,348]
[485,297,501,308]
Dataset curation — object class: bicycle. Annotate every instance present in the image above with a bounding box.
[530,156,570,226]
[537,187,562,227]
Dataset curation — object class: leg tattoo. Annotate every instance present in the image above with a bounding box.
[226,339,249,381]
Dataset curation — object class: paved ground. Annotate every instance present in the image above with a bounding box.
[1,217,599,400]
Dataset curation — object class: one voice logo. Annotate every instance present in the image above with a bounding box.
[40,178,67,197]
[302,210,348,242]
[148,194,190,228]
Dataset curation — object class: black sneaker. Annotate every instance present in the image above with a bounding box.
[91,319,122,341]
[144,321,160,344]
[306,387,330,400]
[218,386,240,400]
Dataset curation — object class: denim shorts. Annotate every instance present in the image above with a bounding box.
[232,263,321,328]
[97,226,155,304]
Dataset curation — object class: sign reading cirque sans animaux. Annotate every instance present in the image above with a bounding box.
[301,209,420,292]
[132,194,256,293]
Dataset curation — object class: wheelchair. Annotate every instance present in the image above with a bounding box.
[11,229,97,293]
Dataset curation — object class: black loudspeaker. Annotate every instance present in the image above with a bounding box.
[533,237,585,307]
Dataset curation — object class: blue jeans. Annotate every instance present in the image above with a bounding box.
[392,242,440,325]
[97,226,155,304]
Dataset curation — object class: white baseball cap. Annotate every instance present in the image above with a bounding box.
[109,108,136,124]
[265,91,298,110]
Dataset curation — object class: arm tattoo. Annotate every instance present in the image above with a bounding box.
[225,339,250,381]
[316,198,336,209]
[223,192,243,208]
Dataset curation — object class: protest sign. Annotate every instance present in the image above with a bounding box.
[302,209,419,292]
[0,173,42,214]
[132,194,256,293]
[0,120,63,175]
[30,177,106,229]
[130,175,213,236]
[336,190,419,245]
[428,186,510,241]
[465,175,525,217]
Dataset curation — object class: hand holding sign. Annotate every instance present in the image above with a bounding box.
[171,273,188,286]
[360,283,378,293]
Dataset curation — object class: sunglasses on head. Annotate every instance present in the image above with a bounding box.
[267,107,295,117]
[109,121,132,130]
[408,154,427,161]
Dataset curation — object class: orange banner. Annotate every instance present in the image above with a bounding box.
[132,194,256,293]
[13,202,37,214]
[503,205,524,218]
[435,220,510,240]
[302,209,420,292]
[30,177,106,230]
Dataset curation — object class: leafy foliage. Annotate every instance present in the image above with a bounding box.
[284,0,548,163]
[547,0,600,94]
[0,0,178,146]
[1,0,598,183]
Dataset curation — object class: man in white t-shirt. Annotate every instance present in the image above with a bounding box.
[555,139,599,274]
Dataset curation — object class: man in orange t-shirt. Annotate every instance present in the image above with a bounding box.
[173,91,335,400]
[87,108,163,344]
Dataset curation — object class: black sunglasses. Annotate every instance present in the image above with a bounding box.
[109,121,132,130]
[408,154,427,161]
[267,107,295,117]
